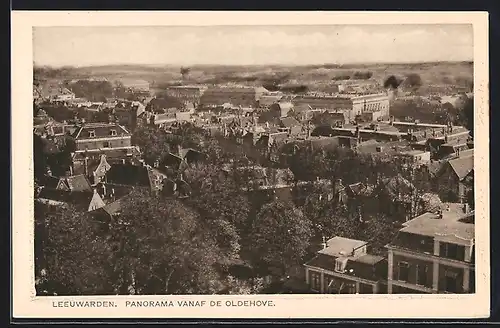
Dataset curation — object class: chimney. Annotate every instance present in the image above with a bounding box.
[321,236,327,249]
[463,203,469,214]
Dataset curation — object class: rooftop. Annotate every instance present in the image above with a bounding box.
[399,150,429,156]
[399,203,474,244]
[318,236,367,257]
[448,154,474,180]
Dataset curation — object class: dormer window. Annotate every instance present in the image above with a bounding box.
[89,130,96,138]
[110,129,117,136]
[334,257,348,273]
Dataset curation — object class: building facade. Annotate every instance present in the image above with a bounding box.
[165,85,207,107]
[200,87,261,108]
[304,236,387,294]
[386,203,475,294]
[72,122,133,152]
[292,93,390,123]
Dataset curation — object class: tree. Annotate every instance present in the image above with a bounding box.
[222,276,265,294]
[247,200,312,275]
[117,189,225,294]
[353,71,373,80]
[131,126,172,164]
[35,203,115,295]
[358,212,400,256]
[458,97,474,135]
[403,73,423,91]
[183,163,251,260]
[383,75,403,89]
[180,67,191,80]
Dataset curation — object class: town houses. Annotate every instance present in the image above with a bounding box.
[33,68,475,296]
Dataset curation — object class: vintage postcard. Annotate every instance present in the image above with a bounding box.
[11,11,489,319]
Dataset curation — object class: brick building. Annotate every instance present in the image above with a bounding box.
[386,203,475,294]
[292,93,390,122]
[164,85,207,107]
[200,87,265,108]
[304,236,387,294]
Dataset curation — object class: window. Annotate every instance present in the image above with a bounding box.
[335,257,348,273]
[440,242,465,261]
[88,130,96,138]
[397,262,410,282]
[110,129,117,136]
[102,141,110,148]
[359,283,373,294]
[310,271,321,291]
[416,264,429,286]
[340,282,356,294]
[325,276,337,293]
[444,269,459,293]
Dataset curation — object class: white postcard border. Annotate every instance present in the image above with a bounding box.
[11,11,490,319]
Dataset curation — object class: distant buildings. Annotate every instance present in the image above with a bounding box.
[36,83,76,102]
[200,87,267,108]
[118,78,150,92]
[386,203,474,293]
[292,93,390,123]
[164,85,207,107]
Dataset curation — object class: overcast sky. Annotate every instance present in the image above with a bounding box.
[33,25,473,67]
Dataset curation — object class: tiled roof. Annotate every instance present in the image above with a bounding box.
[88,190,106,212]
[72,123,131,139]
[66,175,92,192]
[448,154,474,180]
[102,199,122,216]
[105,164,154,188]
[280,117,300,128]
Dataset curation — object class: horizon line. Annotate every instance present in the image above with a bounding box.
[34,59,474,70]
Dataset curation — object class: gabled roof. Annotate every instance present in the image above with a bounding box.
[66,175,92,192]
[88,189,106,212]
[448,154,474,180]
[105,164,154,189]
[102,199,122,216]
[43,175,62,189]
[279,116,300,128]
[93,154,112,177]
[346,182,375,197]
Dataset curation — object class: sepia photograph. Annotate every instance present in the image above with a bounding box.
[12,11,489,319]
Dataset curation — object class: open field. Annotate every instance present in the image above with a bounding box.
[34,61,473,94]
